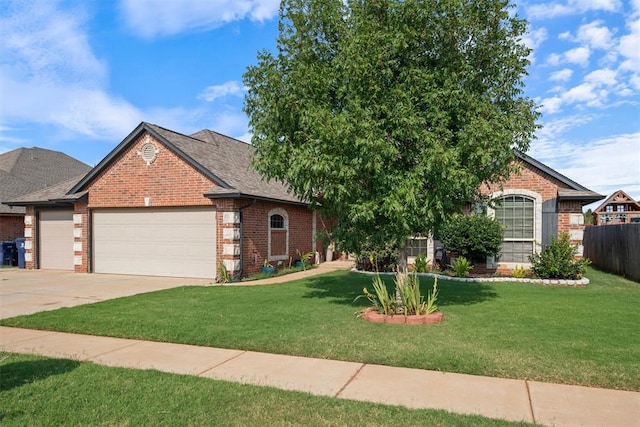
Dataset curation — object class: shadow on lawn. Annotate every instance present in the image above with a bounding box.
[303,271,497,307]
[0,356,80,392]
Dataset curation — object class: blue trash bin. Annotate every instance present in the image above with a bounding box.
[15,237,26,268]
[1,241,16,266]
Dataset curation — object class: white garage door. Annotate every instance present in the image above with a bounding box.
[93,208,217,278]
[39,210,74,270]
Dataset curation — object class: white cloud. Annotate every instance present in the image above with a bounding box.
[549,68,573,82]
[119,0,280,38]
[198,81,245,102]
[531,131,640,203]
[618,16,640,72]
[584,68,617,86]
[576,21,616,50]
[0,0,144,140]
[540,96,563,114]
[527,0,622,20]
[522,27,547,63]
[564,46,591,67]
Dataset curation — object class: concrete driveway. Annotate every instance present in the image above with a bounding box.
[0,268,214,319]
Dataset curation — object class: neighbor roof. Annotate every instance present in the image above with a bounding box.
[0,148,91,214]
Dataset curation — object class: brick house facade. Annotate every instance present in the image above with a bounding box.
[13,123,326,279]
[11,122,602,278]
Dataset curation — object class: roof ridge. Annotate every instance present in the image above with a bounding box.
[190,128,252,147]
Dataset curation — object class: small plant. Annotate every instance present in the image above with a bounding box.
[397,273,439,315]
[451,256,473,277]
[529,232,591,279]
[354,274,396,316]
[355,273,439,317]
[216,260,231,283]
[414,253,428,273]
[511,265,528,278]
[296,249,314,271]
[263,259,273,268]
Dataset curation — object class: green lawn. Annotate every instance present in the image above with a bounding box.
[3,267,639,391]
[0,353,528,426]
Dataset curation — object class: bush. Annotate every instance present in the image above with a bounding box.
[440,214,504,262]
[529,232,591,280]
[414,253,428,273]
[451,256,473,277]
[355,246,397,272]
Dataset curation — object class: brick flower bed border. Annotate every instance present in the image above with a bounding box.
[361,308,444,325]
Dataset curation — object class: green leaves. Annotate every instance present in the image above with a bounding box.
[243,0,539,255]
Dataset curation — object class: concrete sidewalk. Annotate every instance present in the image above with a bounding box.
[1,326,638,426]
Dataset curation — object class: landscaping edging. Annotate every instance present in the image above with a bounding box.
[361,308,444,325]
[352,269,589,286]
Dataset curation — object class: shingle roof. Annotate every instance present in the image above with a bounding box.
[0,147,91,213]
[68,122,304,205]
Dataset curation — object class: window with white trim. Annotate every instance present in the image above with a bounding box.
[494,195,535,263]
[268,208,289,261]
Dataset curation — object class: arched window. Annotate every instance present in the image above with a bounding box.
[489,190,542,265]
[268,208,289,261]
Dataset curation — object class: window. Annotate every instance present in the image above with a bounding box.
[494,195,535,263]
[268,209,289,261]
[617,205,625,212]
[606,205,613,213]
[270,214,284,229]
[406,237,429,257]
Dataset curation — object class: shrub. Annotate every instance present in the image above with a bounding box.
[440,214,504,262]
[414,253,428,273]
[511,266,528,278]
[355,246,397,272]
[451,256,473,277]
[216,261,231,283]
[529,232,591,280]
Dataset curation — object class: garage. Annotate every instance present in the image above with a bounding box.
[39,210,74,270]
[92,208,216,278]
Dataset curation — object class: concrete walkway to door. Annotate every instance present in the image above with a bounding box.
[0,260,354,320]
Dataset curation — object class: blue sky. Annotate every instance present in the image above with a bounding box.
[1,0,638,210]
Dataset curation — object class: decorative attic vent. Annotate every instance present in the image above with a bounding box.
[137,136,159,166]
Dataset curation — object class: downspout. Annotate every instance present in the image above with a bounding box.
[236,199,257,279]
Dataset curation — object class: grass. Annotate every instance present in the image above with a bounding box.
[2,267,639,391]
[0,353,528,426]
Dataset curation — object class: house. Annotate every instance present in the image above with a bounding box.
[9,122,327,278]
[593,190,640,225]
[408,151,604,271]
[0,147,91,241]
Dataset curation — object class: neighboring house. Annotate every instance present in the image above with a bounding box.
[0,147,91,241]
[593,190,640,225]
[9,122,327,278]
[408,152,604,271]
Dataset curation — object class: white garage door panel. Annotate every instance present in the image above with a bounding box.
[40,210,74,270]
[93,208,216,278]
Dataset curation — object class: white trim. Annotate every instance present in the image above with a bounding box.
[268,208,289,261]
[488,189,542,267]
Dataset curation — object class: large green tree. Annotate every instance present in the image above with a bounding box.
[243,0,539,278]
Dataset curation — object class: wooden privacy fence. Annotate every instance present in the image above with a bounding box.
[583,223,640,282]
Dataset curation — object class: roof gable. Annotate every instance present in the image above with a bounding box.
[69,122,302,205]
[594,190,640,213]
[515,151,604,203]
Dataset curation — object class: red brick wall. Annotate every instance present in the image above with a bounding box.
[87,133,217,208]
[482,161,584,239]
[0,215,24,241]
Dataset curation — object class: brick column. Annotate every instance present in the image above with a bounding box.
[221,211,241,275]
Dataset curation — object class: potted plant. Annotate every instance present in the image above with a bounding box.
[260,259,275,274]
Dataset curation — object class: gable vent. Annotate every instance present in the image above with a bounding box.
[138,141,159,166]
